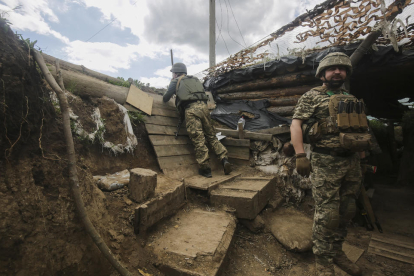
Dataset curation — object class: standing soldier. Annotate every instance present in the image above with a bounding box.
[163,62,232,178]
[290,52,371,276]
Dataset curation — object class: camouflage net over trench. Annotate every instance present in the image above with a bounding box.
[196,0,414,80]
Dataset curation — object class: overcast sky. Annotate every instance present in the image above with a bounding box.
[0,0,323,88]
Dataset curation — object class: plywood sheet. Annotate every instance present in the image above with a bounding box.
[342,243,364,263]
[126,85,154,115]
[184,172,241,191]
[221,138,250,147]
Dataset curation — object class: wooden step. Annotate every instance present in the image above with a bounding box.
[210,177,276,219]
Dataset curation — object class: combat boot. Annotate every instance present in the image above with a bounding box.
[315,262,335,276]
[221,158,232,175]
[333,251,362,276]
[199,167,212,178]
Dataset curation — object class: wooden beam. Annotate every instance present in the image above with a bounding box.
[151,107,179,118]
[145,116,180,127]
[216,128,272,141]
[227,146,250,160]
[256,126,290,135]
[218,85,313,100]
[216,71,317,94]
[267,106,295,116]
[221,138,250,147]
[157,155,197,169]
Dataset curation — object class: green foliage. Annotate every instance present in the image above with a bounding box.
[133,79,145,89]
[108,77,130,87]
[402,109,414,131]
[66,80,78,94]
[369,119,389,150]
[128,111,146,125]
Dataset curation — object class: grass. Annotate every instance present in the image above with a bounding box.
[128,111,146,125]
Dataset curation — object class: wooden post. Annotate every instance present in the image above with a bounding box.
[238,122,245,139]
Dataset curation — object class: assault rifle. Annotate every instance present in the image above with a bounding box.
[174,118,183,139]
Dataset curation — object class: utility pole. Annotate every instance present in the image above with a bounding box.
[209,0,216,68]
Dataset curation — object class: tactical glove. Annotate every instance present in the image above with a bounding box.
[296,153,311,177]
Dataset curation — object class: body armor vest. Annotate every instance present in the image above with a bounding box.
[175,75,208,108]
[303,90,372,152]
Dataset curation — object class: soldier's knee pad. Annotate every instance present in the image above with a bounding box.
[340,197,356,221]
[325,208,340,230]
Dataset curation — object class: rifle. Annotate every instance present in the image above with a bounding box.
[358,164,383,233]
[174,118,183,139]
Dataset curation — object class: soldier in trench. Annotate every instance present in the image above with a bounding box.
[290,52,371,276]
[163,62,232,178]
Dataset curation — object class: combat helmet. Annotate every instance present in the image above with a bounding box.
[170,62,187,73]
[315,52,352,78]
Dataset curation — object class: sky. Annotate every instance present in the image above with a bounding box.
[0,0,324,88]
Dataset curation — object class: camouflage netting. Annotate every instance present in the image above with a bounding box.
[196,0,414,80]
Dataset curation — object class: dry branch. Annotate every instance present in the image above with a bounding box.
[33,50,133,276]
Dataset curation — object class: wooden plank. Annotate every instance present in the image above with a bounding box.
[238,177,274,180]
[152,102,177,111]
[126,85,153,115]
[369,240,414,258]
[227,146,250,160]
[368,247,414,264]
[154,145,195,157]
[256,126,290,135]
[216,128,272,141]
[157,155,197,169]
[221,138,250,147]
[149,135,191,146]
[238,123,245,139]
[145,124,187,136]
[184,172,242,191]
[151,107,179,118]
[162,164,200,180]
[145,116,180,127]
[228,158,251,167]
[369,243,414,259]
[371,233,414,250]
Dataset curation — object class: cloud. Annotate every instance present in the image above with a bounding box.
[63,40,142,73]
[0,0,69,43]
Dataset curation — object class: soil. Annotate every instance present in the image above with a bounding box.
[92,97,128,145]
[67,94,96,133]
[1,17,413,276]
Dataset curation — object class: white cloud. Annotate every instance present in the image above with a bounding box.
[139,76,170,89]
[0,0,69,43]
[64,40,139,73]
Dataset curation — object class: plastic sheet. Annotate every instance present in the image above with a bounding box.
[210,99,291,131]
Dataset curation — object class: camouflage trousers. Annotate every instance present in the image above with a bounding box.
[310,152,361,264]
[185,101,227,169]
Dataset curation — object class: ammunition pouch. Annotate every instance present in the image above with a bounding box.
[302,118,321,144]
[339,133,372,152]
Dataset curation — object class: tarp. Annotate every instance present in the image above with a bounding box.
[211,99,292,131]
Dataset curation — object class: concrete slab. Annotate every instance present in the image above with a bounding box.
[150,209,236,276]
[184,171,241,191]
[134,175,185,233]
[265,207,313,252]
[210,177,276,219]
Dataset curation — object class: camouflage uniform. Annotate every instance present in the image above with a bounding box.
[293,85,361,265]
[185,101,227,169]
[163,76,228,169]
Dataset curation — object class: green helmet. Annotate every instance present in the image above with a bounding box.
[315,52,352,78]
[170,62,187,73]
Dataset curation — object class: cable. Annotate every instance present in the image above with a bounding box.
[223,0,245,49]
[85,18,117,42]
[216,0,223,44]
[227,0,247,47]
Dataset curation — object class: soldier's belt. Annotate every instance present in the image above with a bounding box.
[313,147,354,157]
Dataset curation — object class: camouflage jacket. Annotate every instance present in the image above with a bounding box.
[293,85,349,148]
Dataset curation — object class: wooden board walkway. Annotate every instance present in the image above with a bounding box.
[368,232,414,264]
[126,92,251,180]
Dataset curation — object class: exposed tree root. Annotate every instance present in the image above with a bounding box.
[33,50,134,276]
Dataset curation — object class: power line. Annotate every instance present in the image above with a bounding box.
[227,0,247,47]
[85,0,138,43]
[85,17,117,42]
[216,0,223,44]
[223,0,245,49]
